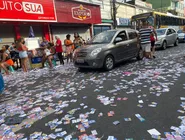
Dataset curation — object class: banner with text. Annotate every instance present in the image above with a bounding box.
[0,0,57,22]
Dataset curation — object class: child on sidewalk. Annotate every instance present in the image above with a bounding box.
[150,32,156,58]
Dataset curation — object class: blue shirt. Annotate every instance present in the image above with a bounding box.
[40,41,49,47]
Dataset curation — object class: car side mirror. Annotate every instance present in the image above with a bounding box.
[114,37,122,44]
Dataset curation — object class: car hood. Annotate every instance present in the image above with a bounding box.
[79,44,108,52]
[157,35,166,40]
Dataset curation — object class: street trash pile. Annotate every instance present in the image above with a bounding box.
[0,49,185,139]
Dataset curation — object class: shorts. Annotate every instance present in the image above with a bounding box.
[6,59,14,66]
[19,51,28,59]
[151,41,155,47]
[142,43,151,53]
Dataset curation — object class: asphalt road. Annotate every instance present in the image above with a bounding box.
[1,43,185,139]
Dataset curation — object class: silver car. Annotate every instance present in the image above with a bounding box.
[177,30,185,43]
[155,28,178,50]
[74,29,143,70]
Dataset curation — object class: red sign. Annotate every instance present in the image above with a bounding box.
[0,0,57,22]
[55,1,101,24]
[72,5,91,21]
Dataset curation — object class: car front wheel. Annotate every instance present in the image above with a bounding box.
[103,55,114,71]
[162,41,167,50]
[174,39,179,46]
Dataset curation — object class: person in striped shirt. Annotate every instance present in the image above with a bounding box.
[139,20,157,59]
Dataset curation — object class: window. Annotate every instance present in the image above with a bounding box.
[176,2,179,8]
[128,32,137,39]
[93,26,111,36]
[115,31,128,43]
[172,2,175,9]
[167,29,175,35]
[167,29,171,35]
[171,29,176,33]
[92,31,116,44]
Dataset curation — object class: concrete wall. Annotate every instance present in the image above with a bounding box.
[116,4,136,19]
[174,1,184,17]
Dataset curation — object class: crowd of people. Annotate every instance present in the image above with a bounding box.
[0,32,85,75]
[0,24,159,75]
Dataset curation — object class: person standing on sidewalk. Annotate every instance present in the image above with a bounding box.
[17,38,29,72]
[55,36,64,65]
[64,34,73,63]
[139,20,157,59]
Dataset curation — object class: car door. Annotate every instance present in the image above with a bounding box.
[127,31,139,58]
[113,31,129,61]
[171,29,177,43]
[166,29,174,45]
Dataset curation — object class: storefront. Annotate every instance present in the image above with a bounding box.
[0,0,57,47]
[52,0,101,43]
[0,0,101,47]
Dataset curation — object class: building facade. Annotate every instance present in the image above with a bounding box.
[135,0,153,14]
[146,0,184,17]
[0,0,101,46]
[72,0,113,36]
[116,0,153,28]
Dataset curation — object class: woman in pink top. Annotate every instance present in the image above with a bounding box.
[55,36,64,65]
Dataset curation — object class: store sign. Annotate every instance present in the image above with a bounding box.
[55,0,101,24]
[117,18,130,26]
[72,5,91,21]
[0,0,56,22]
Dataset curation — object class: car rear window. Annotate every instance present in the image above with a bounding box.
[128,32,137,39]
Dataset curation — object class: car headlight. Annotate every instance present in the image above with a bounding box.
[157,38,162,43]
[91,48,102,57]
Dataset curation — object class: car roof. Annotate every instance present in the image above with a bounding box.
[157,28,176,30]
[107,29,137,32]
[156,28,168,30]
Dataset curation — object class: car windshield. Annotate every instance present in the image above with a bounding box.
[156,29,166,36]
[177,30,183,33]
[91,31,117,44]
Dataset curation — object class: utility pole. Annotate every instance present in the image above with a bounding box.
[112,0,117,29]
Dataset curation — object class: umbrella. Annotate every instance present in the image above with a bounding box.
[29,26,35,38]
